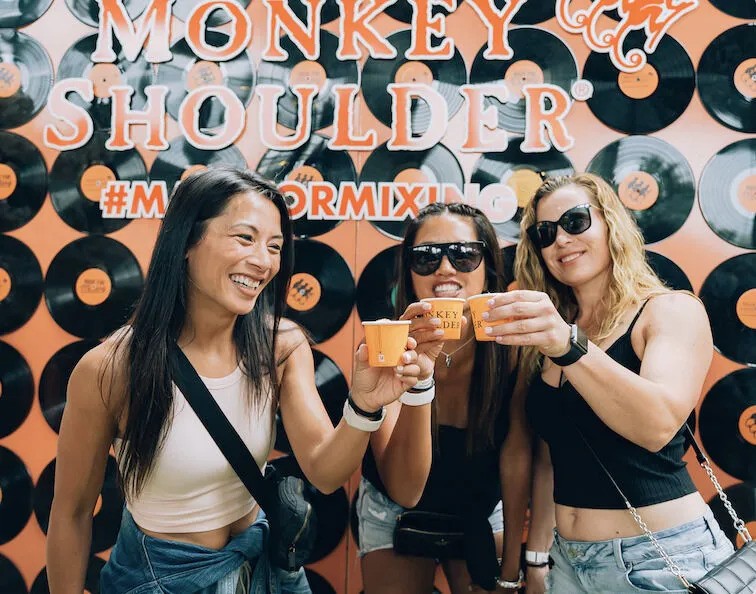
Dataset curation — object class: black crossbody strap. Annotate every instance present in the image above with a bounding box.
[169,344,277,516]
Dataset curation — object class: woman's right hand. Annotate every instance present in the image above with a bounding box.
[400,301,446,379]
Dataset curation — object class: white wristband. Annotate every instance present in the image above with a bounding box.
[525,550,550,565]
[399,384,435,406]
[343,399,385,432]
[413,375,434,391]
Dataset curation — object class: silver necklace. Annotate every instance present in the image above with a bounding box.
[440,337,474,368]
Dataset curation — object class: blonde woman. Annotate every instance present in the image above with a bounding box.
[484,173,734,593]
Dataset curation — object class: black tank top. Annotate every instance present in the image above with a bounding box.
[525,302,697,509]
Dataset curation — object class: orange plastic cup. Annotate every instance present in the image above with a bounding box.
[421,298,465,340]
[467,293,503,341]
[362,319,411,367]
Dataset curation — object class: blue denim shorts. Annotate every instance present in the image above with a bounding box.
[356,477,504,557]
[546,506,735,593]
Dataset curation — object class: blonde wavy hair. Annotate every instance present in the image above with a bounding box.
[514,173,670,378]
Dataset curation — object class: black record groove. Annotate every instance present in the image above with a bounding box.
[583,30,694,134]
[289,0,340,24]
[708,483,756,547]
[361,141,465,240]
[0,235,43,334]
[44,236,144,339]
[501,244,516,290]
[39,340,100,433]
[361,30,466,136]
[57,34,153,132]
[586,135,695,244]
[0,0,52,28]
[171,0,250,26]
[0,553,27,594]
[699,253,756,367]
[34,456,123,552]
[0,29,53,130]
[49,132,147,234]
[709,0,756,21]
[258,30,358,131]
[645,251,692,292]
[256,134,356,238]
[469,27,578,134]
[31,556,106,594]
[698,24,755,133]
[0,341,33,439]
[275,349,348,454]
[304,569,336,594]
[699,368,756,483]
[356,246,401,323]
[699,138,755,250]
[512,0,555,24]
[66,0,147,26]
[0,446,33,545]
[156,32,255,130]
[150,136,247,196]
[383,0,463,24]
[0,131,47,232]
[471,139,574,242]
[284,239,355,343]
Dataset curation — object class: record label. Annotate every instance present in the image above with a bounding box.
[290,61,327,90]
[618,171,659,210]
[287,273,322,312]
[0,63,21,98]
[287,166,323,184]
[737,289,756,330]
[75,269,112,307]
[0,268,9,301]
[739,175,756,212]
[504,60,544,99]
[79,165,116,202]
[395,61,433,85]
[617,64,659,100]
[0,163,16,199]
[739,405,756,446]
[187,61,224,90]
[508,169,543,208]
[734,58,756,99]
[90,63,123,99]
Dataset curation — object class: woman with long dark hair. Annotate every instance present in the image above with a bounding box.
[46,168,432,594]
[356,203,532,593]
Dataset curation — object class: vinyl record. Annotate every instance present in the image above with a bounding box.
[0,553,27,594]
[285,239,355,343]
[31,556,106,594]
[39,340,99,433]
[501,244,516,290]
[150,136,247,196]
[171,0,249,25]
[0,0,52,28]
[469,27,578,133]
[383,0,463,24]
[471,139,574,241]
[0,341,33,438]
[361,142,465,240]
[156,32,255,130]
[256,134,356,238]
[34,456,123,552]
[698,24,755,133]
[699,253,756,366]
[699,368,756,483]
[356,246,401,322]
[709,0,756,21]
[49,131,147,234]
[0,29,53,129]
[699,138,755,250]
[275,349,348,453]
[57,33,153,131]
[304,569,336,594]
[258,30,358,131]
[289,0,340,24]
[44,236,144,339]
[0,235,43,334]
[512,0,555,24]
[583,30,694,134]
[708,483,756,548]
[0,131,47,231]
[361,30,466,136]
[645,251,692,292]
[0,446,33,544]
[66,0,147,26]
[586,135,695,243]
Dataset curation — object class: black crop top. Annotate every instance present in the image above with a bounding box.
[525,303,696,509]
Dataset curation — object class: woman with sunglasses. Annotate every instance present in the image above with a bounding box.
[487,173,734,593]
[356,203,532,594]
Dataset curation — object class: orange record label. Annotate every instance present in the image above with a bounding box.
[617,64,659,100]
[507,169,542,208]
[394,61,434,85]
[75,268,112,306]
[394,168,429,184]
[180,164,207,181]
[736,289,756,330]
[0,61,21,98]
[186,61,224,91]
[89,63,124,99]
[0,163,17,200]
[504,60,544,99]
[287,272,321,312]
[289,61,327,91]
[738,174,756,214]
[80,164,116,202]
[0,267,10,302]
[739,405,756,446]
[618,171,659,210]
[734,58,756,100]
[287,165,323,185]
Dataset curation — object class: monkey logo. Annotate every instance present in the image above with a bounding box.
[287,273,321,312]
[738,406,756,446]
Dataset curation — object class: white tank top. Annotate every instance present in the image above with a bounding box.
[114,366,276,533]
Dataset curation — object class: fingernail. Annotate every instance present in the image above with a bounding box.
[434,329,445,336]
[484,327,492,334]
[396,365,404,372]
[487,299,495,306]
[402,352,412,363]
[422,302,431,309]
[481,312,489,320]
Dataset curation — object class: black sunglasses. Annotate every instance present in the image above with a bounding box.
[408,241,487,276]
[527,203,594,249]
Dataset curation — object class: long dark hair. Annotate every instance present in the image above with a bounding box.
[114,168,294,497]
[395,202,509,453]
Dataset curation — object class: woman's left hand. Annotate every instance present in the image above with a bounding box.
[483,290,572,358]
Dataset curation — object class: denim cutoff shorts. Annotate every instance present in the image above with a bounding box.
[356,476,504,557]
[546,506,735,593]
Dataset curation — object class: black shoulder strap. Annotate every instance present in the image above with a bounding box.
[627,299,650,333]
[169,344,277,516]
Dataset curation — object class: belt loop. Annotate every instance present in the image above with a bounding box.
[613,537,626,570]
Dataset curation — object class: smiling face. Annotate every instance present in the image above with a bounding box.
[185,191,283,319]
[410,213,487,301]
[535,184,612,289]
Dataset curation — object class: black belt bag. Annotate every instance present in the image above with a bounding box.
[394,511,465,559]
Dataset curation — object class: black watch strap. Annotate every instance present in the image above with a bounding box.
[548,324,588,366]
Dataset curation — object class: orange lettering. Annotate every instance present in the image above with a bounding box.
[186,1,251,61]
[44,79,94,150]
[263,0,322,60]
[521,84,573,153]
[336,0,397,59]
[106,85,168,151]
[92,0,171,63]
[405,0,455,60]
